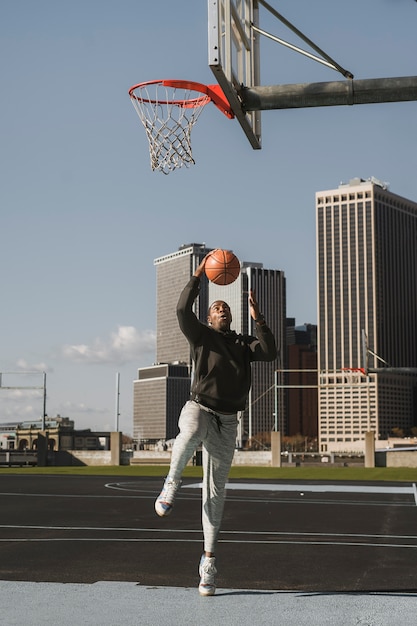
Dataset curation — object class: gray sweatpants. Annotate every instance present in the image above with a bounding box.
[168,400,238,554]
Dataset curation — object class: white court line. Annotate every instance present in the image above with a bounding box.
[1,525,416,541]
[102,481,417,507]
[0,492,142,499]
[184,482,417,496]
[1,524,416,549]
[0,537,415,549]
[0,524,198,533]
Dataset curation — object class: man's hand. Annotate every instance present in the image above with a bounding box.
[249,290,261,320]
[194,251,216,278]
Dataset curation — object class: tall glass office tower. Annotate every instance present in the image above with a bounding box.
[316,178,417,450]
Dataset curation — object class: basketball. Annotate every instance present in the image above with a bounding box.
[205,249,240,285]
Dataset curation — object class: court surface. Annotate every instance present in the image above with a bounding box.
[0,474,416,625]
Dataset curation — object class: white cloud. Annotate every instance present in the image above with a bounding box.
[0,388,43,423]
[15,359,52,373]
[57,400,108,415]
[61,325,156,365]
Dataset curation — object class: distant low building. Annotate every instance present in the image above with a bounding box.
[0,423,18,449]
[0,415,110,452]
[15,416,74,451]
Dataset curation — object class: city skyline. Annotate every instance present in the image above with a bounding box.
[2,1,417,435]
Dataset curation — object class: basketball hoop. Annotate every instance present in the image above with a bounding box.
[128,80,234,174]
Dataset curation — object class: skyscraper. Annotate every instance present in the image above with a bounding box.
[316,177,417,450]
[154,243,213,365]
[133,244,212,442]
[133,363,190,441]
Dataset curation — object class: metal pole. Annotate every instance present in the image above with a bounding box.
[241,76,417,111]
[257,0,353,80]
[368,367,417,374]
[361,329,368,375]
[42,372,47,430]
[115,372,120,432]
[274,369,278,431]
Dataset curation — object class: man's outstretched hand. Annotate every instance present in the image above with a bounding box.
[249,290,261,321]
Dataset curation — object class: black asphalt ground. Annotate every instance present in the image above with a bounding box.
[0,474,416,593]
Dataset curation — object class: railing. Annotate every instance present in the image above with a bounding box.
[0,451,38,467]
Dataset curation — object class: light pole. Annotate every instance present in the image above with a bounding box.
[115,372,120,432]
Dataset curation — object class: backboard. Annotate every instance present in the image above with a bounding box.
[208,0,261,149]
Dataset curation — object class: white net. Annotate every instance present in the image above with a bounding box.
[129,81,211,175]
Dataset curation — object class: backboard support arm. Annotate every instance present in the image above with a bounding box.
[240,76,417,111]
[257,0,354,80]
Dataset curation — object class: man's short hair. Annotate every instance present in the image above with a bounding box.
[207,300,230,316]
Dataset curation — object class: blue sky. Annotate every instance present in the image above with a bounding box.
[1,0,417,435]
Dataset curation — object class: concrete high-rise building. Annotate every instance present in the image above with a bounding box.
[133,245,286,446]
[316,177,417,451]
[133,363,190,441]
[133,244,212,442]
[154,243,213,365]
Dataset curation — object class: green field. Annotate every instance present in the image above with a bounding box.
[0,465,415,482]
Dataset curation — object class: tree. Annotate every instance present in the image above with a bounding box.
[391,427,404,438]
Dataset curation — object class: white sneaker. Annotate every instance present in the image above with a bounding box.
[198,554,217,596]
[154,477,181,517]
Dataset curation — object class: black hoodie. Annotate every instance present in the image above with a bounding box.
[176,276,277,413]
